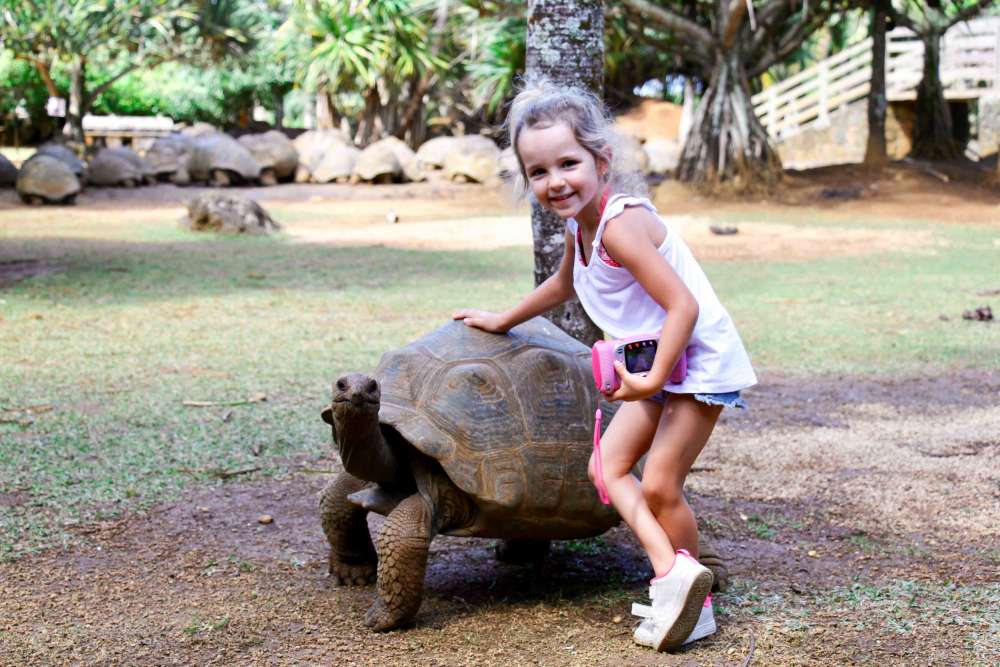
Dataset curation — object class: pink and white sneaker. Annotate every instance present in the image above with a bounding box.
[630,549,714,651]
[633,595,716,647]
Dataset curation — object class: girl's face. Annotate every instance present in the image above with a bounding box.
[517,122,607,226]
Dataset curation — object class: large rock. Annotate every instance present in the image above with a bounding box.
[0,153,17,187]
[16,154,81,204]
[643,139,682,174]
[188,133,261,186]
[238,131,299,184]
[88,149,144,187]
[180,193,280,234]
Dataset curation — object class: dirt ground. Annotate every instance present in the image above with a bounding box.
[1,163,999,665]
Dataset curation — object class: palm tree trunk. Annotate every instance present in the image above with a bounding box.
[525,0,604,346]
[677,49,781,190]
[911,29,959,160]
[62,55,87,143]
[864,2,888,167]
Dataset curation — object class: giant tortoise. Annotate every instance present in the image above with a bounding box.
[320,317,727,631]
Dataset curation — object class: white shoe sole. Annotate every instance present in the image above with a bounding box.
[650,567,713,651]
[683,604,717,645]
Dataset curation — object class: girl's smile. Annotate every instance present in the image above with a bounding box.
[517,122,607,227]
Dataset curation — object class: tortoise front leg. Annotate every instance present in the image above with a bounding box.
[365,493,433,631]
[319,472,377,585]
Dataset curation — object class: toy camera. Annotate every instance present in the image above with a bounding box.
[591,334,687,394]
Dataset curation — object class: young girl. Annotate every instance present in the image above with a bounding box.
[453,80,756,652]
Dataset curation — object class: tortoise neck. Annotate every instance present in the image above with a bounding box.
[337,408,401,483]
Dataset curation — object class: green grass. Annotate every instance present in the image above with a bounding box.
[0,206,997,558]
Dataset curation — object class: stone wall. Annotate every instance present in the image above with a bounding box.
[775,100,914,170]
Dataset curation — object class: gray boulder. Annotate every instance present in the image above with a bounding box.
[643,139,681,174]
[180,193,281,234]
[16,154,81,204]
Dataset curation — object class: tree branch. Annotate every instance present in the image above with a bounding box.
[946,0,995,29]
[84,56,172,106]
[886,4,921,34]
[623,13,714,69]
[722,0,749,50]
[620,0,717,48]
[24,56,60,98]
[749,10,832,78]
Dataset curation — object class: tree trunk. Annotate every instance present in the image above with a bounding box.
[911,29,960,160]
[525,0,604,346]
[273,85,285,130]
[62,55,87,143]
[355,87,382,146]
[864,2,888,167]
[677,49,781,190]
[316,87,335,129]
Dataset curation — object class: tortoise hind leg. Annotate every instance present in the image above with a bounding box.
[495,539,551,564]
[697,539,729,592]
[366,493,433,631]
[319,472,377,585]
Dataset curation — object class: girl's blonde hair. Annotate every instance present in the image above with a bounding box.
[504,77,647,199]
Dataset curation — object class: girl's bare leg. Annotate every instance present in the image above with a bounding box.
[641,395,722,561]
[588,400,677,576]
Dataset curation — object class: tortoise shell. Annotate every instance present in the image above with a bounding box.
[375,317,619,532]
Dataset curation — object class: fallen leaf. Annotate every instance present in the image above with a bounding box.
[183,393,267,408]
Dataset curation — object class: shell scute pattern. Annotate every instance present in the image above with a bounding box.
[371,319,615,516]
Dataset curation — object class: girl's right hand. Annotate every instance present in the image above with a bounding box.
[452,309,509,333]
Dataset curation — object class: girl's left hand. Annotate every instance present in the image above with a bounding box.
[606,361,663,402]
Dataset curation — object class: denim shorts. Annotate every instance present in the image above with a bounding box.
[647,390,748,410]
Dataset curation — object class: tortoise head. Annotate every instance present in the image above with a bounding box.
[322,373,381,428]
[323,373,404,483]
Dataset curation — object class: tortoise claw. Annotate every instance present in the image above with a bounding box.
[364,597,412,632]
[328,560,376,586]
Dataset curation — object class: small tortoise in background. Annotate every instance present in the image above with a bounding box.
[321,317,728,631]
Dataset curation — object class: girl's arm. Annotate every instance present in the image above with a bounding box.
[453,230,577,332]
[600,207,699,402]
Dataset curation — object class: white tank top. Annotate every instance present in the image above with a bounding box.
[567,194,757,394]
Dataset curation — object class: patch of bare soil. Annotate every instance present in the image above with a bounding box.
[2,372,997,666]
[661,160,1000,226]
[0,258,65,288]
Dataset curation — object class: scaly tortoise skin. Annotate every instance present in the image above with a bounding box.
[320,317,727,631]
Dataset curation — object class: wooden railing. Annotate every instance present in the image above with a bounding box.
[753,16,1000,138]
